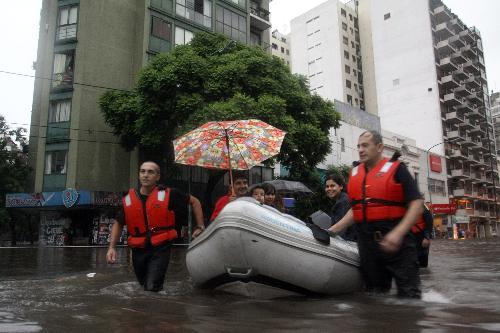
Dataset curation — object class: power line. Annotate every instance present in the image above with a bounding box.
[27,133,124,146]
[0,70,132,93]
[7,121,117,135]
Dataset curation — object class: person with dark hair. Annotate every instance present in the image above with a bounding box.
[210,170,249,222]
[411,203,433,268]
[330,131,423,298]
[262,182,284,211]
[325,173,356,241]
[106,161,205,292]
[249,184,265,204]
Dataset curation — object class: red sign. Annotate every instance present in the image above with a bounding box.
[431,203,457,214]
[429,154,442,173]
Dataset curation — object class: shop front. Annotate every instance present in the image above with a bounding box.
[6,189,125,246]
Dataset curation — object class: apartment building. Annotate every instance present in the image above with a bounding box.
[270,29,290,67]
[290,0,364,108]
[10,0,272,246]
[491,92,500,154]
[358,0,498,237]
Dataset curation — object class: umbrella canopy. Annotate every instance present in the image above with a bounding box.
[264,180,313,194]
[173,119,286,170]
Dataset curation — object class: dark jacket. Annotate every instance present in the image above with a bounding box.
[329,192,357,242]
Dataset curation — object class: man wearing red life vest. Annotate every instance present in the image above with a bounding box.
[329,131,423,298]
[106,161,205,292]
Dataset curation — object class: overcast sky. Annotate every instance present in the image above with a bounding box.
[0,0,498,132]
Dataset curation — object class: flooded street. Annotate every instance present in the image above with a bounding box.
[1,239,500,332]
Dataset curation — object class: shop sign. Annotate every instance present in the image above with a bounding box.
[62,188,79,208]
[6,191,91,208]
[92,192,122,206]
[429,154,442,173]
[431,203,457,214]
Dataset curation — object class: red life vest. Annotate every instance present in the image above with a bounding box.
[411,204,430,234]
[347,158,407,223]
[122,187,177,248]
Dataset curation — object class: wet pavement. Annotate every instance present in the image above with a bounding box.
[1,239,500,332]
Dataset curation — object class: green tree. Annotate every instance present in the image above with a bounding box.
[0,115,30,244]
[99,32,340,180]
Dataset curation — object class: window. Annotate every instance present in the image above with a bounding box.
[429,179,445,196]
[45,150,68,175]
[215,5,247,43]
[342,22,347,31]
[341,138,345,152]
[341,8,346,17]
[150,17,172,52]
[49,100,71,123]
[250,31,261,46]
[345,65,350,74]
[281,46,284,53]
[347,94,353,105]
[176,0,212,28]
[344,50,349,59]
[351,41,355,48]
[151,0,173,12]
[229,0,246,7]
[349,14,353,21]
[57,5,78,40]
[281,37,287,43]
[393,78,400,86]
[175,26,194,45]
[346,79,351,88]
[352,55,356,62]
[343,36,348,45]
[271,43,278,50]
[414,173,419,190]
[384,13,391,20]
[286,49,289,55]
[52,51,74,88]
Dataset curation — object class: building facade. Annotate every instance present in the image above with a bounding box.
[270,29,290,67]
[358,0,499,237]
[290,0,364,108]
[17,0,272,246]
[491,91,500,155]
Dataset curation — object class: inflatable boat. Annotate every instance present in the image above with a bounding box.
[186,198,362,295]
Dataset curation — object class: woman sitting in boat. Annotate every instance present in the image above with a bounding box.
[262,182,284,212]
[325,173,357,241]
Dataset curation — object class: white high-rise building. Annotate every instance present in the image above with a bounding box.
[270,29,291,67]
[290,0,364,108]
[359,0,498,238]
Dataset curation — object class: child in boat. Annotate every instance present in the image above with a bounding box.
[249,184,265,204]
[262,182,284,212]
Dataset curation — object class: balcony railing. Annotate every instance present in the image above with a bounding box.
[250,5,270,22]
[52,71,74,89]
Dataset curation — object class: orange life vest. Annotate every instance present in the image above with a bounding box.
[347,158,407,223]
[122,187,177,248]
[411,204,430,234]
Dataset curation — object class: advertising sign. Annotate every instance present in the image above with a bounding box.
[429,154,442,173]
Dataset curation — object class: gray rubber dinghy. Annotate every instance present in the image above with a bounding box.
[186,197,362,295]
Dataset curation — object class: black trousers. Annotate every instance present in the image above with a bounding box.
[356,224,421,298]
[414,233,430,268]
[131,241,172,292]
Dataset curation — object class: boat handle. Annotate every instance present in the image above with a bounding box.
[226,267,253,277]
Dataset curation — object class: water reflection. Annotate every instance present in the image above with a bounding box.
[0,240,499,332]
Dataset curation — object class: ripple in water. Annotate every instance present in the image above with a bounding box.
[0,311,42,333]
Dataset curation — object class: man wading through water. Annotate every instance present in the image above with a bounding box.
[106,161,205,292]
[329,131,423,298]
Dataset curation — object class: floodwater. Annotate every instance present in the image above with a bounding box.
[1,239,500,332]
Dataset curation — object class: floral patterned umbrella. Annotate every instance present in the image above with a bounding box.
[173,119,286,172]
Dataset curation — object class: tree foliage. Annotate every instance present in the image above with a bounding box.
[0,115,30,229]
[100,32,340,179]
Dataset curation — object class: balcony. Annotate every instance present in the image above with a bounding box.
[464,76,481,90]
[447,129,466,142]
[451,169,470,179]
[440,74,460,89]
[453,66,468,80]
[469,124,486,136]
[447,149,468,161]
[451,51,467,64]
[467,91,483,104]
[433,5,453,23]
[449,18,465,32]
[434,22,454,40]
[453,188,472,197]
[56,24,77,41]
[436,39,456,56]
[448,34,465,48]
[454,85,471,97]
[444,111,465,125]
[463,60,479,74]
[439,57,458,72]
[443,91,461,106]
[459,29,475,43]
[250,2,271,30]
